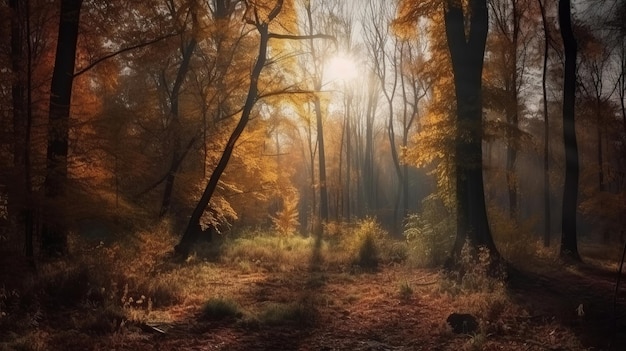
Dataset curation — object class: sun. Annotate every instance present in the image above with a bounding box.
[325,55,358,83]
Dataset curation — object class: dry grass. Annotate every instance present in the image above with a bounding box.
[2,219,616,350]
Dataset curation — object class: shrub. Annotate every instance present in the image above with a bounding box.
[398,281,413,301]
[223,233,315,272]
[438,241,506,296]
[135,277,183,308]
[404,196,455,267]
[40,266,90,307]
[356,231,379,270]
[200,298,243,321]
[338,218,404,270]
[488,205,539,264]
[270,192,300,237]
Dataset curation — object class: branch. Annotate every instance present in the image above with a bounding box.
[73,33,179,77]
[267,0,284,21]
[258,89,327,101]
[134,133,200,198]
[268,33,336,45]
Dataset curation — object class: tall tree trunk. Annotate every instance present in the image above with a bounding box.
[558,0,581,261]
[345,92,352,222]
[445,0,498,257]
[363,75,376,214]
[312,96,329,226]
[42,0,83,256]
[506,1,520,220]
[538,0,551,248]
[159,38,197,217]
[10,0,35,263]
[596,101,605,192]
[175,22,270,258]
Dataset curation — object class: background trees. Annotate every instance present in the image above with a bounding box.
[0,0,623,265]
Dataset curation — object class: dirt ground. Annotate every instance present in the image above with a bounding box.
[19,264,626,350]
[2,250,626,351]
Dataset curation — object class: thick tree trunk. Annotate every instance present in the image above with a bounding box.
[558,0,581,261]
[175,24,270,258]
[42,0,82,256]
[445,0,498,257]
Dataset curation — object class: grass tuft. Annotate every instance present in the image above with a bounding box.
[200,297,243,321]
[258,301,317,327]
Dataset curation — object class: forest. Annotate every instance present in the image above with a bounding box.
[1,0,626,349]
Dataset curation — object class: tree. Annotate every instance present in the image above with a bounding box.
[363,0,403,229]
[444,0,499,256]
[175,0,329,257]
[303,0,330,228]
[558,0,580,260]
[537,0,552,247]
[41,0,83,256]
[484,0,534,220]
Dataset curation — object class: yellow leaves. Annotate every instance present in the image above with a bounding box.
[270,190,300,236]
[393,0,443,39]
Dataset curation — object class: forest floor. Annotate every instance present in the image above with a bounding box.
[2,239,626,351]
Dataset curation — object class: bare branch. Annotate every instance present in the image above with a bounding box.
[73,33,179,77]
[268,32,336,45]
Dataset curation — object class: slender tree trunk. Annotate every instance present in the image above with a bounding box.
[538,0,551,247]
[387,97,402,231]
[313,96,329,225]
[345,92,352,222]
[596,101,605,192]
[304,2,328,230]
[617,15,625,136]
[363,76,376,214]
[558,0,581,261]
[507,1,520,220]
[445,0,498,257]
[159,39,197,217]
[307,107,317,231]
[42,0,83,256]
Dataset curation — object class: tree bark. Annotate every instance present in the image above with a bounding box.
[444,0,498,257]
[42,0,83,256]
[558,0,580,261]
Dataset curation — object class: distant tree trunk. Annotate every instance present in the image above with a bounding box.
[175,21,271,258]
[617,42,626,132]
[314,96,329,225]
[345,91,352,222]
[159,38,197,217]
[538,0,551,247]
[304,2,328,229]
[505,1,520,220]
[363,74,377,214]
[444,0,498,257]
[42,0,83,256]
[558,0,581,261]
[596,100,605,192]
